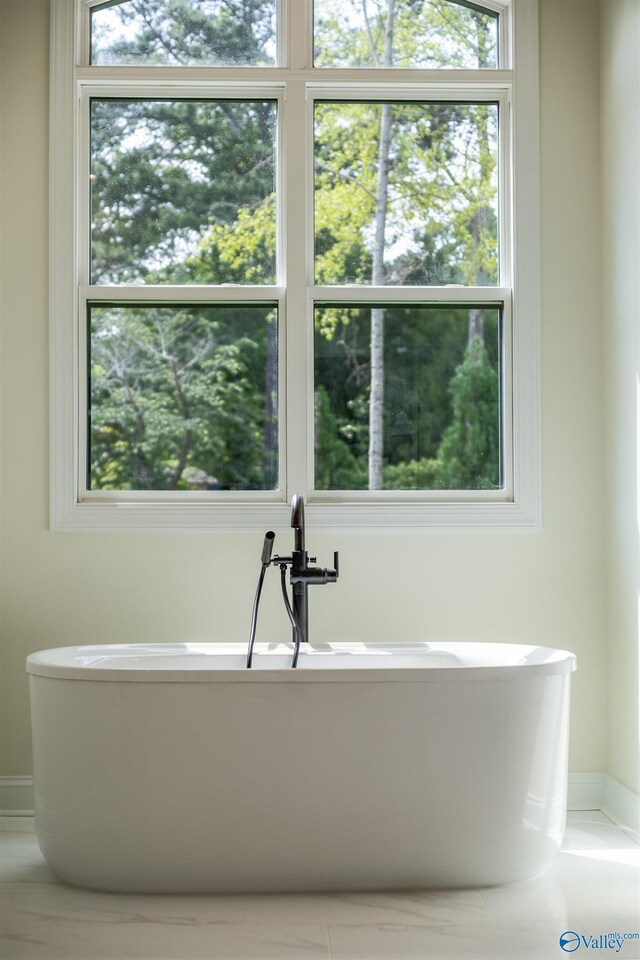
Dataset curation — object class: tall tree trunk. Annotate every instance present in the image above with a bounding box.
[468,308,485,348]
[168,356,192,489]
[368,0,395,490]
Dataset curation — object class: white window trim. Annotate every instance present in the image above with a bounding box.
[50,0,540,531]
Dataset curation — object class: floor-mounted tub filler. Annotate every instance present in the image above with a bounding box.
[27,640,576,893]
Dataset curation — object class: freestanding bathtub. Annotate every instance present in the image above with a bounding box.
[27,641,576,893]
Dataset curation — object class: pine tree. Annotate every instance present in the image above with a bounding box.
[434,336,500,490]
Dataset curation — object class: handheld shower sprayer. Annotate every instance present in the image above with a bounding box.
[245,531,275,669]
[261,530,275,566]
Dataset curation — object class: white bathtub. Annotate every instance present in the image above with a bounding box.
[27,641,576,893]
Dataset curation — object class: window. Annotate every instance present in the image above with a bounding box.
[50,0,540,529]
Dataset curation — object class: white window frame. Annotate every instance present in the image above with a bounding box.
[50,0,540,530]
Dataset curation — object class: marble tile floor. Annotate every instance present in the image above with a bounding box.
[1,812,638,960]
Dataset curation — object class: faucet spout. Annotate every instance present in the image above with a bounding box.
[290,494,308,651]
[288,494,339,656]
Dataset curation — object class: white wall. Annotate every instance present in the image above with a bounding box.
[601,0,640,795]
[0,0,608,778]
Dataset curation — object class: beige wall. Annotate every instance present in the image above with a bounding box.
[0,1,609,778]
[601,0,640,794]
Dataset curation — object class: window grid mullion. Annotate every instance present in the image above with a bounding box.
[77,92,90,287]
[283,74,310,498]
[80,286,286,302]
[77,293,88,501]
[499,92,512,287]
[310,287,510,303]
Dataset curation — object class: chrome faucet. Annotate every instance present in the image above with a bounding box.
[246,494,339,669]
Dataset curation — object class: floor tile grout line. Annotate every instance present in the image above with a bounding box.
[326,921,336,959]
[323,921,332,958]
[477,887,503,924]
[587,810,640,845]
[565,810,640,848]
[618,826,640,846]
[598,810,619,827]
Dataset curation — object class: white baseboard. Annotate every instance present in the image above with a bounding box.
[566,772,639,841]
[567,772,606,811]
[0,776,34,815]
[1,774,638,838]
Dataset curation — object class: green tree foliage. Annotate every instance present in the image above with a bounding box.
[314,386,367,490]
[314,306,500,490]
[314,0,498,69]
[433,335,500,489]
[314,100,498,287]
[186,194,277,285]
[91,0,276,66]
[88,0,502,492]
[88,2,279,491]
[90,98,276,284]
[90,305,277,491]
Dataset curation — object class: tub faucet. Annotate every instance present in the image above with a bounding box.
[245,494,339,668]
[289,494,339,651]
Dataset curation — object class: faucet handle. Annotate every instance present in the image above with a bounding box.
[333,551,339,577]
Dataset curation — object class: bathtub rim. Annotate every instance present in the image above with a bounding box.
[27,641,577,683]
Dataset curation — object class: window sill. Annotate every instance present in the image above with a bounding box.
[51,496,539,531]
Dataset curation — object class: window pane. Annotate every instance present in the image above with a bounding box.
[90,99,277,285]
[314,304,502,491]
[91,0,277,66]
[315,101,498,286]
[314,0,498,69]
[89,304,278,491]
